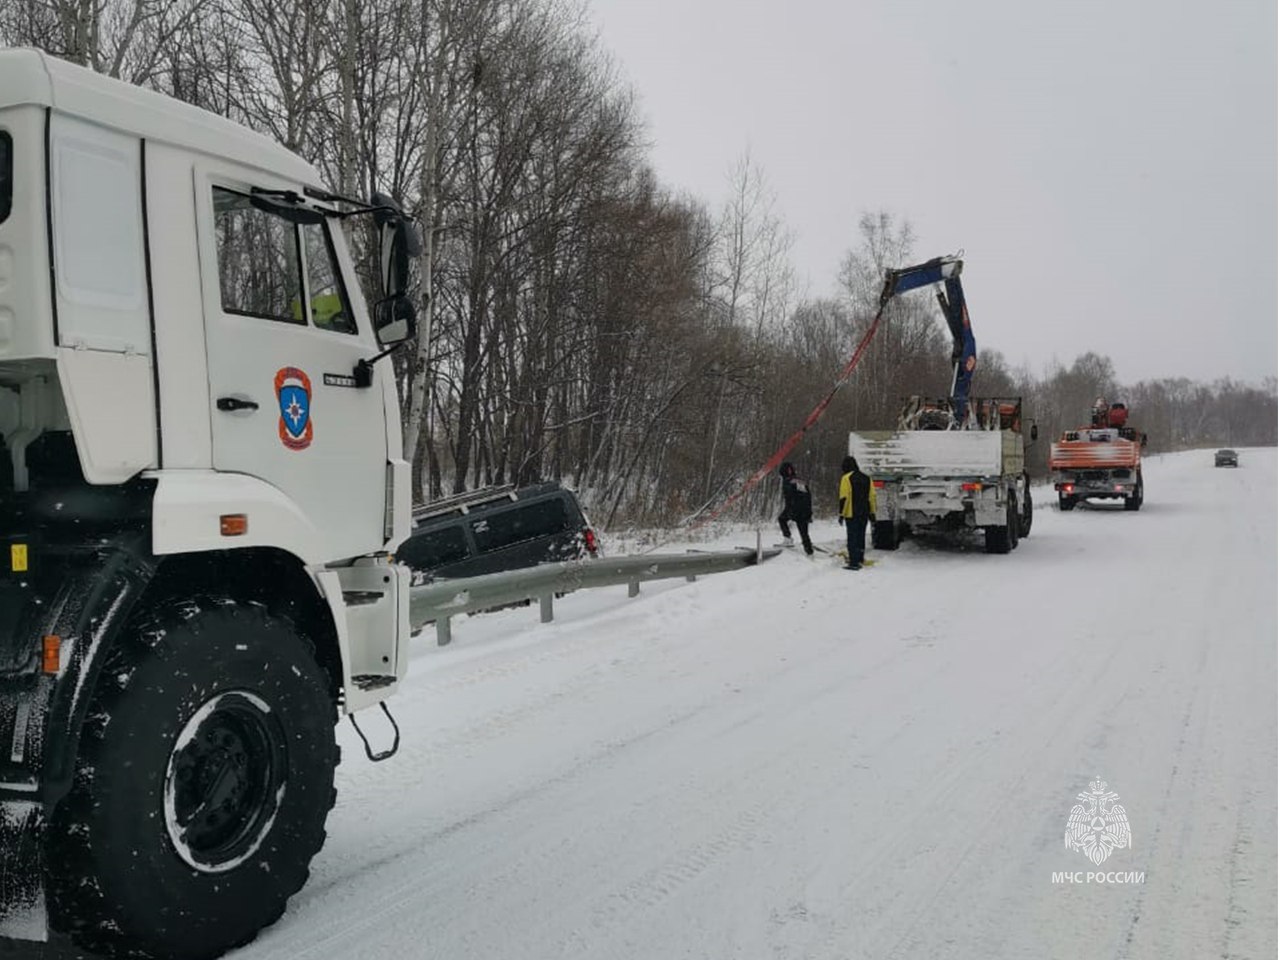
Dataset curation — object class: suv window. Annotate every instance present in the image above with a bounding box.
[471,497,569,553]
[0,132,11,224]
[398,525,469,569]
[212,187,304,324]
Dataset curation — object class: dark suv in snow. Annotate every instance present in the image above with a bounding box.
[1214,449,1239,468]
[396,482,599,581]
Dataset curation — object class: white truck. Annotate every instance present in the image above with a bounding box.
[850,396,1036,554]
[0,49,420,958]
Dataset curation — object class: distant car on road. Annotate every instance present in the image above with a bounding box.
[1214,449,1239,468]
[397,482,599,581]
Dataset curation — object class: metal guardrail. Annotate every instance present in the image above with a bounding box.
[408,546,780,646]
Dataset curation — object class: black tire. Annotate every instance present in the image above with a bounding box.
[50,598,338,960]
[1058,493,1077,512]
[871,520,899,550]
[1125,473,1144,511]
[984,500,1015,554]
[1008,495,1021,550]
[1019,474,1034,538]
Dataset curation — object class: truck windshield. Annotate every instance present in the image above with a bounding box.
[0,132,12,224]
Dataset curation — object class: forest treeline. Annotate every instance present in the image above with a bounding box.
[4,0,1274,525]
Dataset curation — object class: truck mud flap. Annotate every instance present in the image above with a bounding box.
[0,799,47,942]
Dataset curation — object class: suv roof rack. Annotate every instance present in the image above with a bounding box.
[412,484,518,522]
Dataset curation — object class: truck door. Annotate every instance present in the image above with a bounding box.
[197,178,387,561]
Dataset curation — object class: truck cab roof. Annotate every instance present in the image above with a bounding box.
[0,47,320,185]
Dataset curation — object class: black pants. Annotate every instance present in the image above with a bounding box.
[846,516,867,566]
[779,512,813,553]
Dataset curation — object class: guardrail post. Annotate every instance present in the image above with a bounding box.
[436,616,452,646]
[628,581,640,598]
[756,529,762,565]
[539,594,554,623]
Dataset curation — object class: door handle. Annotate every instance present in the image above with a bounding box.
[216,396,260,412]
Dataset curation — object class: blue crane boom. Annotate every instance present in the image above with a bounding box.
[878,256,976,424]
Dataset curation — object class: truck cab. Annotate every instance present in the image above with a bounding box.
[1,48,418,958]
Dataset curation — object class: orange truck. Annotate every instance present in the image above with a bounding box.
[1049,402,1146,511]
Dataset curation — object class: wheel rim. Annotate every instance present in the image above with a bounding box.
[164,691,286,873]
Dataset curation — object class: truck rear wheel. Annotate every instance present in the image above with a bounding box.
[1124,474,1144,511]
[49,597,338,960]
[871,520,899,550]
[984,500,1016,554]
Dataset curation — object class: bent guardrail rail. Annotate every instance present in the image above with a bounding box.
[408,547,780,645]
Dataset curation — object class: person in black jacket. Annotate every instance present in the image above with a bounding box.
[837,455,876,570]
[778,462,814,555]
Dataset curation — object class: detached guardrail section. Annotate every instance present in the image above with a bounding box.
[409,547,780,646]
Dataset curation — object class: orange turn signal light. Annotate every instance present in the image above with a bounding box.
[961,482,983,492]
[220,513,249,536]
[42,635,61,674]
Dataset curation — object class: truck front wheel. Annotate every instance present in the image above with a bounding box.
[50,597,338,960]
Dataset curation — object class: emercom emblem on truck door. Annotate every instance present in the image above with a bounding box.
[275,366,313,450]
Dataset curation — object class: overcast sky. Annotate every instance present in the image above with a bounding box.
[586,0,1277,386]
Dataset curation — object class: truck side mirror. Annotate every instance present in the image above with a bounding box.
[368,193,422,348]
[380,219,418,299]
[373,223,416,347]
[375,293,416,346]
[1030,423,1039,442]
[371,192,422,299]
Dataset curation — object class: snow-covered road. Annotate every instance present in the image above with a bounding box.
[16,449,1278,959]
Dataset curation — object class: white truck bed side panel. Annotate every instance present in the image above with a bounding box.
[849,430,1004,477]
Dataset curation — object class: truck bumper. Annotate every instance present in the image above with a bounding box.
[1055,480,1135,498]
[880,480,1007,528]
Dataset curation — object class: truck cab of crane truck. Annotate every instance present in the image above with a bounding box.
[0,48,415,954]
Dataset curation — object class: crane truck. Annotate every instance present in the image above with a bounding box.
[1,49,421,959]
[849,257,1037,554]
[1048,400,1146,511]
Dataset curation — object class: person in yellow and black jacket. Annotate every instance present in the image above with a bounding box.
[838,455,876,570]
